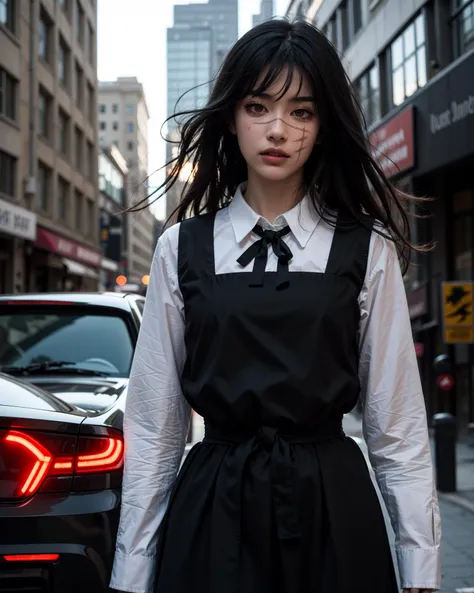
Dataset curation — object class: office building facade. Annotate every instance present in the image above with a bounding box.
[165,0,239,220]
[253,0,275,27]
[98,77,154,286]
[0,0,101,293]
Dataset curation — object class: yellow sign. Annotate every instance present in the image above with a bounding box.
[442,282,474,343]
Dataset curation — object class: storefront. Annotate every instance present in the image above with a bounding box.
[0,198,37,294]
[32,227,101,292]
[370,49,474,431]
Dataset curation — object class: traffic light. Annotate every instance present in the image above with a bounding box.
[141,275,150,286]
[116,275,127,287]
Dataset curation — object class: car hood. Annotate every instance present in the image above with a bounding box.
[22,376,129,414]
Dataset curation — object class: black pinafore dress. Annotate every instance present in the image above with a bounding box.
[154,212,398,593]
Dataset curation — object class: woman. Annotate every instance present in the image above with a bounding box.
[110,19,441,593]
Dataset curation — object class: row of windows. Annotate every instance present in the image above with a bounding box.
[99,103,135,115]
[352,1,474,129]
[99,121,135,133]
[322,0,362,53]
[37,161,95,235]
[37,92,95,178]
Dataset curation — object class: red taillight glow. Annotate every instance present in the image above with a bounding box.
[5,432,52,495]
[2,430,124,499]
[76,437,123,472]
[3,554,59,562]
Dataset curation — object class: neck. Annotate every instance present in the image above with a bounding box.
[244,172,304,223]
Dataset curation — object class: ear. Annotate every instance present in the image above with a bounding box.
[229,120,237,135]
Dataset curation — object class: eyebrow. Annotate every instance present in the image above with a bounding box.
[250,91,316,103]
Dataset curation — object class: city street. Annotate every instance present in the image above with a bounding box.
[343,413,474,593]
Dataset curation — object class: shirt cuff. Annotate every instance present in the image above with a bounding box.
[109,549,156,593]
[396,546,441,591]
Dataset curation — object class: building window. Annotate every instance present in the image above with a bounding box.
[74,126,83,171]
[37,161,51,212]
[127,122,134,133]
[99,103,106,113]
[0,0,15,33]
[0,67,17,121]
[87,21,94,64]
[127,141,134,151]
[74,0,84,46]
[58,37,70,87]
[113,140,119,148]
[58,108,70,155]
[112,121,119,131]
[352,0,362,36]
[86,140,94,179]
[38,86,52,138]
[112,103,118,113]
[87,82,94,122]
[87,199,94,236]
[99,121,106,130]
[57,176,69,221]
[355,63,380,128]
[391,13,427,107]
[39,7,52,63]
[452,0,474,57]
[0,150,16,198]
[75,190,83,231]
[126,104,134,114]
[75,62,83,109]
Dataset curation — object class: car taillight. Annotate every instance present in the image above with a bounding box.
[3,554,59,562]
[0,429,123,501]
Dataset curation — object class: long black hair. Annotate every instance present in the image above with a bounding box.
[133,18,423,270]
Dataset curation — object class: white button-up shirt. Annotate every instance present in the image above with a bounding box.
[110,185,441,593]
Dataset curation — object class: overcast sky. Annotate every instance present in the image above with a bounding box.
[97,0,289,219]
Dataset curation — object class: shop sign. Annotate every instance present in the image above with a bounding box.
[34,227,101,267]
[413,50,474,175]
[441,281,474,344]
[407,285,428,320]
[0,198,37,241]
[369,107,415,178]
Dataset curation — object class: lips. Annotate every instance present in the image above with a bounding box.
[260,149,290,158]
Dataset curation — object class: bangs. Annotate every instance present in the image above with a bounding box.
[239,45,308,100]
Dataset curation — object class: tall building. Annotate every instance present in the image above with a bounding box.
[295,0,474,432]
[0,0,101,294]
[165,0,239,220]
[253,0,275,27]
[98,145,128,290]
[98,77,154,286]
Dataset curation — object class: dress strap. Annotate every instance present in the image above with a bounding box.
[325,212,374,294]
[177,211,216,290]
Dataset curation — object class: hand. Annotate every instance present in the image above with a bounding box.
[403,589,436,593]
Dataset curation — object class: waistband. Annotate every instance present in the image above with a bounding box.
[203,416,345,449]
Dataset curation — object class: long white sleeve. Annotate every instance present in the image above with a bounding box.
[358,233,441,591]
[110,227,191,593]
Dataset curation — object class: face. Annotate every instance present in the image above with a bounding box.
[232,66,320,184]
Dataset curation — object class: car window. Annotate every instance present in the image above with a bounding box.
[135,298,145,315]
[0,310,134,377]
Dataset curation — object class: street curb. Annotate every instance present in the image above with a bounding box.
[437,491,474,514]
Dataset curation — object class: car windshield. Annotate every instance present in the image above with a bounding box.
[0,309,134,377]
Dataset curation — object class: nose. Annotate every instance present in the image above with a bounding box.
[266,117,288,143]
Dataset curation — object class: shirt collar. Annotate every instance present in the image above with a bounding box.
[228,183,321,248]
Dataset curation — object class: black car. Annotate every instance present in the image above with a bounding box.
[0,292,144,592]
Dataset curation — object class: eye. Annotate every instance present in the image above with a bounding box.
[244,102,267,116]
[292,108,314,120]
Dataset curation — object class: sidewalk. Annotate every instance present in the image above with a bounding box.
[343,412,474,592]
[343,412,474,511]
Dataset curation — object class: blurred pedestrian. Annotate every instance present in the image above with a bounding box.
[111,19,441,593]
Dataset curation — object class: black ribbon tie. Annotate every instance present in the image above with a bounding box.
[237,224,293,289]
